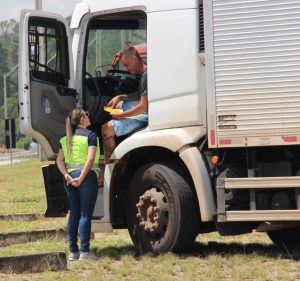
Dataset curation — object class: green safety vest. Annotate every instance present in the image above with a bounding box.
[60,134,100,176]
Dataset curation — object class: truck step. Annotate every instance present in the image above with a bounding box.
[217,176,300,222]
[224,176,300,189]
[218,210,300,222]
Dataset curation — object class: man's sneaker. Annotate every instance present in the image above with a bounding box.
[79,251,99,261]
[68,252,80,261]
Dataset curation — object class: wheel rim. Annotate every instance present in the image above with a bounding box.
[135,186,169,238]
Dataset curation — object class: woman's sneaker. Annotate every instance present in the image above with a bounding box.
[68,252,80,261]
[79,251,99,261]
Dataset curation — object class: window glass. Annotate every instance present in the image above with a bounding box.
[28,18,69,86]
[85,18,146,76]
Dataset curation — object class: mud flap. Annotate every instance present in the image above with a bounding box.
[42,164,68,217]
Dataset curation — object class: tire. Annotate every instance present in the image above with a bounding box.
[127,163,199,254]
[267,227,300,247]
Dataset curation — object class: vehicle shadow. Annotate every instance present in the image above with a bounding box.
[94,240,300,260]
[188,240,298,260]
[94,244,137,259]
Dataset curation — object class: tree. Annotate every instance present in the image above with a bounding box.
[0,19,17,38]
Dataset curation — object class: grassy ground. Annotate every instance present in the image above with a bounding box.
[1,160,300,281]
[0,159,50,214]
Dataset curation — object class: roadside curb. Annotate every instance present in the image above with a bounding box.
[0,228,67,247]
[0,213,43,221]
[0,252,67,273]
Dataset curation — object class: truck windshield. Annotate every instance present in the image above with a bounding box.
[85,17,146,76]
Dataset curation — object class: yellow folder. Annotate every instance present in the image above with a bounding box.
[104,106,123,113]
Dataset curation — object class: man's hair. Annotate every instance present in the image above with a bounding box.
[119,46,142,62]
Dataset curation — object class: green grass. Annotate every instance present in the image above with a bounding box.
[1,160,300,280]
[0,159,50,214]
[0,217,66,232]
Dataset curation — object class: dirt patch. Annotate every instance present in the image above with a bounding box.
[0,178,7,184]
[0,228,67,247]
[0,252,67,273]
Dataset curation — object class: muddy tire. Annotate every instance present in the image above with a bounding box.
[127,163,199,254]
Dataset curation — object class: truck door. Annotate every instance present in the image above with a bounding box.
[19,10,76,217]
[19,10,76,160]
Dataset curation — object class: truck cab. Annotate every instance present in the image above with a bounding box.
[19,0,207,253]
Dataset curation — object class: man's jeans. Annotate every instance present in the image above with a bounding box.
[112,100,148,137]
[65,170,98,253]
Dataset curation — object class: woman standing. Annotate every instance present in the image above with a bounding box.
[56,108,100,261]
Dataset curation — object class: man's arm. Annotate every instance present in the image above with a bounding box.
[110,94,148,119]
[107,95,126,108]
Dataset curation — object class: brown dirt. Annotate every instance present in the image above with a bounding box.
[0,178,7,184]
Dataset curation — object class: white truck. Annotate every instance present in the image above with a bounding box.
[18,0,300,253]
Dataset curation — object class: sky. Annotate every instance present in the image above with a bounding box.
[0,0,81,22]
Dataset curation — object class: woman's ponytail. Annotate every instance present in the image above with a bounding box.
[66,115,73,156]
[65,108,83,156]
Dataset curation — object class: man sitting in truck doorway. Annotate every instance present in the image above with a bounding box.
[100,45,148,186]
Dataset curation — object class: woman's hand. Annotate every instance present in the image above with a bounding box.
[64,173,74,185]
[71,146,97,187]
[71,176,83,187]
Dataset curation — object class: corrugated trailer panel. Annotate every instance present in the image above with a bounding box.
[205,0,300,147]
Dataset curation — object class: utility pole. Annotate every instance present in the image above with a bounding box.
[3,64,18,164]
[3,64,18,120]
[35,0,45,160]
[96,31,102,70]
[35,0,42,10]
[3,74,7,120]
[35,0,45,161]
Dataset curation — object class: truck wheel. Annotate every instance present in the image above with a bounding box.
[267,227,300,247]
[127,163,199,254]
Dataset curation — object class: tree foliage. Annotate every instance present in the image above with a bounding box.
[0,20,19,146]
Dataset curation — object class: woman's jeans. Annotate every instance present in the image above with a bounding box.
[65,170,98,253]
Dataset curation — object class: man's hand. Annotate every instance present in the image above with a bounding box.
[107,96,122,108]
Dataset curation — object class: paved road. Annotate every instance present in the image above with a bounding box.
[0,159,26,166]
[0,151,38,165]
